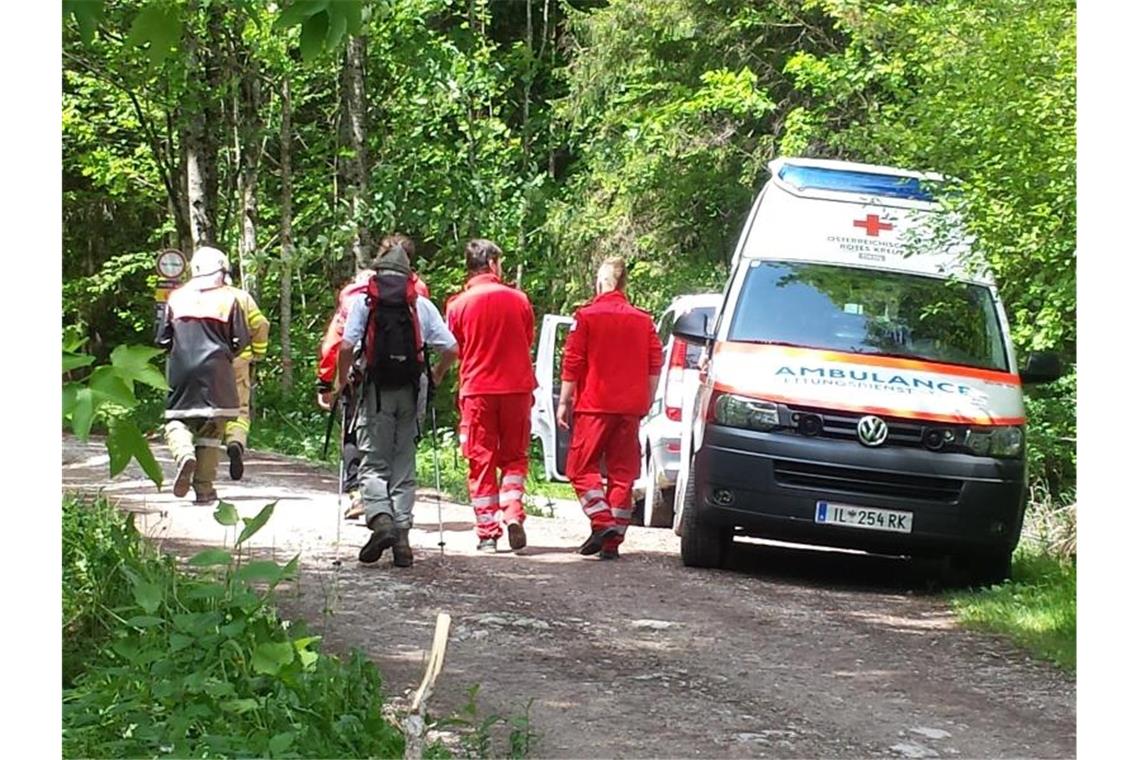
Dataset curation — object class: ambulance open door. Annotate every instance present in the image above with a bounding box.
[532,314,575,481]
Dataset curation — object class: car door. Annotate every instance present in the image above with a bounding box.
[532,314,575,480]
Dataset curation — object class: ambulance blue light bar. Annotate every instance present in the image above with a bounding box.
[778,164,937,201]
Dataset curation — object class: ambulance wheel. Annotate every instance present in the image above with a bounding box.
[643,455,674,528]
[948,548,1013,588]
[679,460,730,568]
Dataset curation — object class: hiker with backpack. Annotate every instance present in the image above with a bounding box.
[445,239,537,553]
[317,234,431,520]
[334,236,458,567]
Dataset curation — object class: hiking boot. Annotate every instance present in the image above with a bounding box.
[173,457,197,498]
[507,522,527,551]
[227,441,245,481]
[392,529,414,568]
[192,488,218,506]
[579,527,621,556]
[359,514,397,564]
[600,546,620,560]
[477,537,498,554]
[344,492,365,520]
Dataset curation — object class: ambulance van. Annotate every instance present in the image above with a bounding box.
[670,157,1061,585]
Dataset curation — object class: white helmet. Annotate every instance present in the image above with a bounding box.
[190,246,230,279]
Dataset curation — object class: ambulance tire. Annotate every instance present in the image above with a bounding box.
[948,547,1013,588]
[679,459,731,568]
[644,455,674,528]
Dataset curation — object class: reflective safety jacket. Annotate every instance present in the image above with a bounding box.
[317,270,430,388]
[445,273,536,398]
[561,290,663,416]
[230,287,270,361]
[157,281,251,419]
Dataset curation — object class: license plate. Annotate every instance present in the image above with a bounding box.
[814,501,913,533]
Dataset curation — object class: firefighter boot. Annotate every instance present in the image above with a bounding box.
[392,528,413,568]
[227,441,245,481]
[359,514,397,563]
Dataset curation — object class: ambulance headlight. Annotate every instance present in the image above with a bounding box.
[713,394,780,431]
[964,426,1024,458]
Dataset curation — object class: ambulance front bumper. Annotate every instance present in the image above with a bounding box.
[692,424,1027,557]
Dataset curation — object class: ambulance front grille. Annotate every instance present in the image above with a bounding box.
[772,459,963,503]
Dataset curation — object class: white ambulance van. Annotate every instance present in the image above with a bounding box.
[669,157,1061,585]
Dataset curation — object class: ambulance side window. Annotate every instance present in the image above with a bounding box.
[657,309,674,346]
[553,321,572,381]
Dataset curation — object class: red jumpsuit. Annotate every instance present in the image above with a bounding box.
[562,291,663,550]
[446,273,536,540]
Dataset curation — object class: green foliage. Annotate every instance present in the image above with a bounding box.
[62,494,405,758]
[63,341,168,488]
[948,549,1076,671]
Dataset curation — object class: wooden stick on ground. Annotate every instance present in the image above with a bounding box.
[404,612,452,760]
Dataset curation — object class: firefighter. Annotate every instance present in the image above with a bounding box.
[317,233,430,519]
[334,239,457,567]
[445,239,536,553]
[222,276,269,481]
[557,257,662,559]
[157,246,251,505]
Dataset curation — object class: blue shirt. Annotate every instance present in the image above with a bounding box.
[343,292,457,353]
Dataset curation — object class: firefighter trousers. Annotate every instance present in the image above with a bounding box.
[164,417,229,497]
[566,413,641,549]
[224,355,252,448]
[460,392,531,540]
[355,384,418,530]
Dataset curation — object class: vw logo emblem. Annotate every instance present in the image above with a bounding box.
[856,415,889,447]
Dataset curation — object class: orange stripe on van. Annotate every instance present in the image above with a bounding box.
[711,382,1025,426]
[714,342,1020,386]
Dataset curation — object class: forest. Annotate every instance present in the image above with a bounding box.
[62,0,1075,540]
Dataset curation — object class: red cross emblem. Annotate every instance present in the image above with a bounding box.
[853,214,894,237]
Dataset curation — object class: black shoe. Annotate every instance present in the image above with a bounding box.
[227,442,244,481]
[579,527,620,556]
[477,538,498,553]
[392,529,413,567]
[600,547,620,560]
[359,514,397,563]
[507,522,527,551]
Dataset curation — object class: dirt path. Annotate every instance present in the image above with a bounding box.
[63,436,1074,758]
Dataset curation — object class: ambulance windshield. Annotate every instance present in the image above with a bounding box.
[728,261,1009,372]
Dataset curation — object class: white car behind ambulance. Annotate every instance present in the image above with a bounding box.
[670,157,1061,585]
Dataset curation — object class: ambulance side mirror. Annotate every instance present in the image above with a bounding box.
[1020,351,1062,385]
[673,310,711,344]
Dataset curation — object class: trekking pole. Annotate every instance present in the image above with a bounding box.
[332,390,348,567]
[430,402,445,556]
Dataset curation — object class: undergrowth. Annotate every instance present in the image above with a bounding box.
[63,494,404,758]
[948,548,1076,672]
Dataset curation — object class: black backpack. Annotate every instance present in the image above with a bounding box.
[362,269,425,392]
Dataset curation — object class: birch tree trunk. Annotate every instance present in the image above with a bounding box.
[234,44,264,300]
[184,20,216,248]
[279,76,295,390]
[342,34,372,271]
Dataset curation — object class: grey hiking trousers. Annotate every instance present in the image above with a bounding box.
[355,384,419,529]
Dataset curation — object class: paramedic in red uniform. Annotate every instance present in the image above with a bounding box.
[558,257,662,559]
[446,239,536,553]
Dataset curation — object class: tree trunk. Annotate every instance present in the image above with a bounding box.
[234,40,264,300]
[184,26,215,248]
[342,34,371,271]
[279,77,295,390]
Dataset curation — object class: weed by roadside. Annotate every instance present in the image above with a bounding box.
[947,549,1075,671]
[62,494,405,758]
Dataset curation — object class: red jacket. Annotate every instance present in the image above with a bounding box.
[317,270,430,387]
[562,290,663,416]
[445,273,536,398]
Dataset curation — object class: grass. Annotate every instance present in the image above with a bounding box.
[947,549,1076,672]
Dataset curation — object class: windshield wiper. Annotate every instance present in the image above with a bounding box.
[734,339,808,348]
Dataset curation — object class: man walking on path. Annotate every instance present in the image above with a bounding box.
[558,257,662,559]
[156,246,251,505]
[336,238,457,567]
[318,234,431,520]
[222,277,270,481]
[445,239,537,554]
